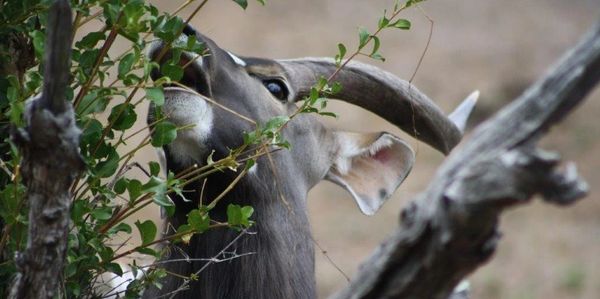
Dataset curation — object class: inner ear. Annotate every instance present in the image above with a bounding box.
[326,132,415,215]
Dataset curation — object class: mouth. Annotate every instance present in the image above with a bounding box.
[160,86,214,166]
[162,87,210,125]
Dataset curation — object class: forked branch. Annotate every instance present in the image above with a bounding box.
[331,21,600,299]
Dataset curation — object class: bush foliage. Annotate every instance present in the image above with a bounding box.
[0,0,423,297]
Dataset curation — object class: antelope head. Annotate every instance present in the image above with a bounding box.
[143,24,477,298]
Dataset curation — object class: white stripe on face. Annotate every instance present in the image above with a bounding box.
[227,51,247,67]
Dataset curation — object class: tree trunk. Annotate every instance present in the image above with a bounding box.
[331,21,600,299]
[8,1,83,298]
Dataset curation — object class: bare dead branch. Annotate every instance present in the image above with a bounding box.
[8,1,83,298]
[330,21,600,299]
[39,0,73,114]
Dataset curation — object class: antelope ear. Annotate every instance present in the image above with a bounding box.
[326,132,415,215]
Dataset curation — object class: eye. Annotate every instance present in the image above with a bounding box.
[263,79,288,101]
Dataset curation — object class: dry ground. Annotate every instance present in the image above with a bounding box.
[120,1,600,298]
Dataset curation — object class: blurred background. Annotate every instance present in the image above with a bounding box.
[128,1,600,298]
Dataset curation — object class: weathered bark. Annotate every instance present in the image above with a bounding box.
[330,21,600,299]
[8,1,83,298]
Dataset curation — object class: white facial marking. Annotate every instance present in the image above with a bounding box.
[162,87,214,166]
[227,51,247,67]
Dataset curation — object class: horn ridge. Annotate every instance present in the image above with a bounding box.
[278,58,462,154]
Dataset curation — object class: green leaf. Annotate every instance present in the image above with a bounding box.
[309,87,319,104]
[241,206,254,221]
[319,111,338,118]
[127,179,143,202]
[123,0,145,28]
[79,49,100,73]
[9,100,24,127]
[335,43,346,66]
[370,36,381,56]
[183,35,206,54]
[6,86,18,102]
[102,2,121,25]
[330,82,342,95]
[65,262,77,279]
[154,191,173,207]
[151,121,177,147]
[187,209,210,233]
[24,71,43,95]
[99,245,115,262]
[76,32,106,49]
[108,103,137,131]
[136,247,158,256]
[118,53,137,78]
[149,161,161,176]
[154,16,185,43]
[337,43,346,59]
[405,0,425,8]
[176,224,192,235]
[114,178,128,194]
[390,19,411,30]
[264,116,289,132]
[95,149,120,178]
[242,130,260,145]
[142,176,164,193]
[80,119,103,148]
[105,263,124,276]
[66,282,81,297]
[76,89,110,116]
[371,53,386,62]
[144,61,160,80]
[316,77,328,90]
[161,63,183,82]
[29,30,45,59]
[227,204,254,228]
[71,200,90,224]
[90,206,113,221]
[108,222,132,235]
[145,87,164,106]
[142,176,173,207]
[358,27,370,49]
[233,0,248,9]
[135,220,157,245]
[378,16,390,29]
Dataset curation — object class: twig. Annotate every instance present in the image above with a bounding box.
[157,230,254,299]
[312,236,350,283]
